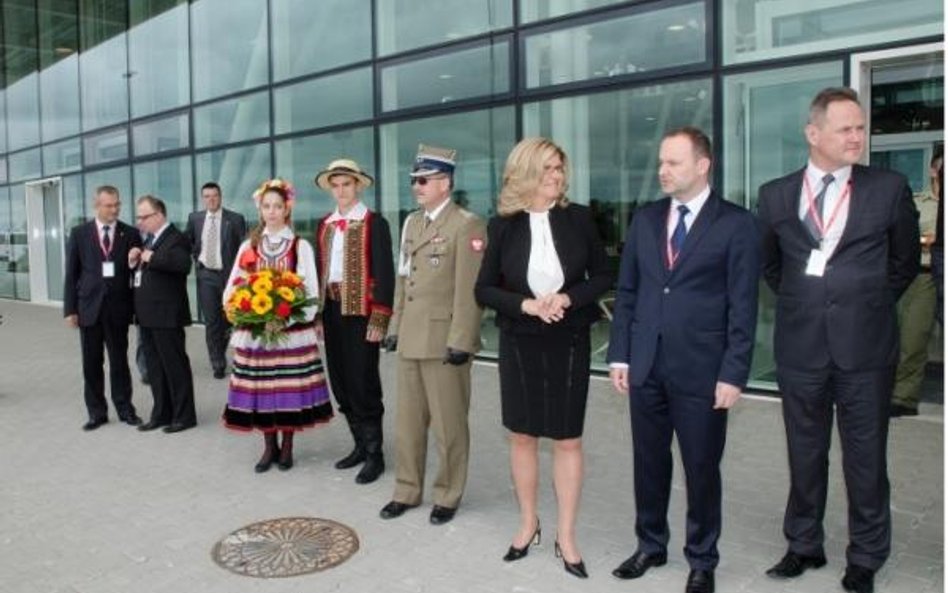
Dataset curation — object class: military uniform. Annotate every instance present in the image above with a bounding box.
[389,199,486,511]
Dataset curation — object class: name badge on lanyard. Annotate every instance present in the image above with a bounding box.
[102,262,115,278]
[805,249,827,277]
[133,269,142,287]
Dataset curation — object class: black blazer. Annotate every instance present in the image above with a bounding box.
[63,220,141,327]
[475,203,611,334]
[758,164,920,371]
[184,208,247,274]
[134,224,193,329]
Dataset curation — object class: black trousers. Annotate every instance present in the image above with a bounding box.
[629,346,727,571]
[321,299,384,426]
[79,313,135,420]
[777,364,893,570]
[140,326,196,426]
[196,267,229,373]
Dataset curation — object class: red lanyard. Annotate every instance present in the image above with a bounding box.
[803,175,851,240]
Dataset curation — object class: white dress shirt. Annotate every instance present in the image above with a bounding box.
[325,201,368,283]
[798,161,852,258]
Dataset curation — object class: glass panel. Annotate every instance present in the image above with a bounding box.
[0,187,13,298]
[191,0,269,102]
[79,0,126,51]
[194,142,271,223]
[61,173,85,232]
[871,77,944,136]
[43,181,64,301]
[7,75,41,151]
[83,165,131,211]
[79,33,129,130]
[39,0,81,141]
[129,2,190,118]
[84,127,129,166]
[9,149,42,182]
[522,78,713,368]
[133,112,190,156]
[194,91,270,149]
[381,42,509,112]
[274,126,376,237]
[524,2,706,89]
[376,0,512,56]
[723,0,943,65]
[274,68,373,134]
[133,155,193,229]
[0,159,7,184]
[0,91,8,153]
[271,0,371,81]
[44,137,83,175]
[10,184,30,299]
[520,0,630,22]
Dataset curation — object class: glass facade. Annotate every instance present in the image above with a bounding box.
[0,0,941,390]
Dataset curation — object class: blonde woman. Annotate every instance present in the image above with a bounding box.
[474,138,611,577]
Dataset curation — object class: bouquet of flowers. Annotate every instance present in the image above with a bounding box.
[225,268,316,345]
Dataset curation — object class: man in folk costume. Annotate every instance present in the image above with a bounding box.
[379,144,487,525]
[314,159,395,485]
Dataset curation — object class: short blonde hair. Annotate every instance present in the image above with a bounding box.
[497,137,569,216]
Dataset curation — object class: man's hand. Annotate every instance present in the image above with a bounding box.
[128,247,142,268]
[141,249,154,264]
[381,335,398,352]
[713,381,742,409]
[443,348,470,366]
[65,314,79,329]
[610,366,629,394]
[366,326,383,343]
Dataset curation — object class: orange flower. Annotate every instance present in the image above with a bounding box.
[238,249,258,271]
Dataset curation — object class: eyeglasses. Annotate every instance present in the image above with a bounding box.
[410,175,447,186]
[136,212,157,221]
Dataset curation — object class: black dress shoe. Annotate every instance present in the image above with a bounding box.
[841,564,874,593]
[162,422,196,433]
[379,501,419,519]
[889,404,918,418]
[429,505,457,525]
[612,550,668,579]
[502,519,541,562]
[82,418,107,431]
[555,540,588,578]
[213,368,226,379]
[138,420,168,432]
[334,446,365,470]
[119,413,143,426]
[765,551,827,579]
[686,569,715,593]
[355,456,384,484]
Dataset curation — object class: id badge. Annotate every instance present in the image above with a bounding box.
[805,249,827,277]
[102,261,115,278]
[133,269,142,287]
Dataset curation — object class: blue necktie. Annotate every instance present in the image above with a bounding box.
[144,233,154,249]
[670,204,689,261]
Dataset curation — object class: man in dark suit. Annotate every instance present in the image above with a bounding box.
[607,127,759,593]
[758,87,919,593]
[130,195,197,434]
[184,182,247,379]
[64,185,143,430]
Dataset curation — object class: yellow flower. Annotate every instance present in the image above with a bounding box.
[251,293,273,315]
[257,269,274,279]
[231,288,252,305]
[252,276,273,294]
[277,286,296,302]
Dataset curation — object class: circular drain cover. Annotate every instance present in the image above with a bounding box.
[212,517,359,578]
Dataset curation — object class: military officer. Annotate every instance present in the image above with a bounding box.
[379,144,487,526]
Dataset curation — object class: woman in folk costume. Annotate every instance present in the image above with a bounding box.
[222,178,333,472]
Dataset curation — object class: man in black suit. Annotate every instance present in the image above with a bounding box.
[130,195,197,434]
[758,87,920,593]
[184,182,247,379]
[607,128,759,593]
[64,185,143,430]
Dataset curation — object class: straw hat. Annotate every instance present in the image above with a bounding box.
[314,158,374,190]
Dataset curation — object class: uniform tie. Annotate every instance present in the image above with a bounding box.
[670,204,689,260]
[804,173,835,242]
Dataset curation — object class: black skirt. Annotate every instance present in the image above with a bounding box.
[498,324,591,439]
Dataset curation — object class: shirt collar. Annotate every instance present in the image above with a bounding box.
[806,161,852,188]
[262,225,294,240]
[151,222,170,242]
[672,184,711,217]
[426,198,451,221]
[327,201,367,223]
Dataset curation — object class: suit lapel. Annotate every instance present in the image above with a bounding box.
[650,198,671,277]
[831,165,865,256]
[782,169,819,248]
[547,206,569,278]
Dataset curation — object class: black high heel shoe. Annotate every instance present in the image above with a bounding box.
[503,519,541,562]
[555,540,588,579]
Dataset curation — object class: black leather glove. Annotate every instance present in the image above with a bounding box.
[443,348,471,366]
[381,335,398,352]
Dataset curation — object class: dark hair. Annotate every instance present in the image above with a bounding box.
[809,87,860,124]
[95,184,120,198]
[662,126,712,162]
[201,181,222,195]
[931,145,943,167]
[136,194,166,216]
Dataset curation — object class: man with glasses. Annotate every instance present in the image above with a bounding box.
[379,144,486,525]
[64,185,143,430]
[130,195,197,434]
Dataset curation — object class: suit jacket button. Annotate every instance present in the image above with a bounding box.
[663,287,670,294]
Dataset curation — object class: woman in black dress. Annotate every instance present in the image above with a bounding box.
[475,137,611,578]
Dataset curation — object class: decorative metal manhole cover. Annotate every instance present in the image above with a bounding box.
[212,517,359,578]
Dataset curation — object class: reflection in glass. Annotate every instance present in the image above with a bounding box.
[4,0,40,147]
[79,0,127,51]
[191,0,269,102]
[133,113,190,156]
[129,2,190,117]
[194,143,272,224]
[43,182,65,301]
[722,0,943,64]
[80,33,129,130]
[274,68,373,135]
[523,79,713,367]
[9,149,42,183]
[39,0,80,141]
[83,165,131,211]
[274,126,375,236]
[7,74,41,150]
[0,187,13,298]
[44,138,83,175]
[376,0,512,56]
[84,127,129,166]
[271,0,371,81]
[194,91,270,149]
[61,174,86,235]
[525,2,706,89]
[381,42,509,112]
[520,0,628,23]
[0,92,7,153]
[133,156,193,228]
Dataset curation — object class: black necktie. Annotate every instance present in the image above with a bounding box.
[102,225,111,253]
[804,173,835,242]
[144,233,154,249]
[670,205,689,260]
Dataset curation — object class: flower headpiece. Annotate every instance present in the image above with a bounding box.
[252,178,297,208]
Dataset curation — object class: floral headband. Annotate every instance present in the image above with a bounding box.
[252,178,297,208]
